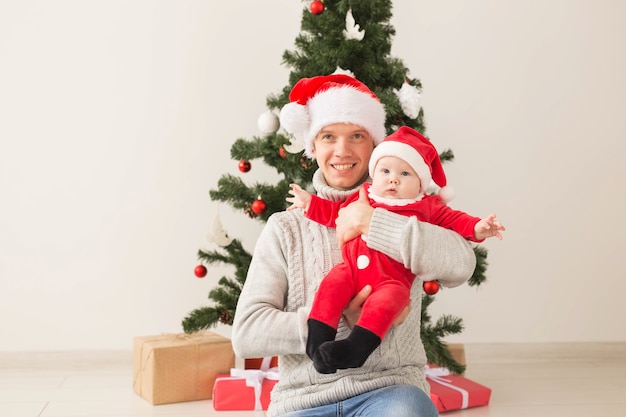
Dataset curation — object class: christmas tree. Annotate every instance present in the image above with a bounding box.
[182,0,488,375]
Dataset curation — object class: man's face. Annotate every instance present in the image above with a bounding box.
[311,123,375,190]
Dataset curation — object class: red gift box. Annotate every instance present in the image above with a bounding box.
[212,373,278,410]
[426,367,491,412]
[245,356,278,369]
[212,357,279,411]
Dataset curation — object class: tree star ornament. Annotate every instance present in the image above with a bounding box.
[343,9,365,41]
[394,82,422,119]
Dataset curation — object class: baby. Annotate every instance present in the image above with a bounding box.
[287,126,505,374]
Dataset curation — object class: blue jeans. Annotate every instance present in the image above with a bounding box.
[275,384,438,417]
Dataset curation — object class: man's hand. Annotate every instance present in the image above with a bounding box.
[343,285,411,329]
[335,187,374,248]
[343,285,372,328]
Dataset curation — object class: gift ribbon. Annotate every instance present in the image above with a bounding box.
[230,357,279,411]
[425,366,469,409]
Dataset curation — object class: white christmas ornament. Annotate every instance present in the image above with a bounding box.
[282,137,305,154]
[394,82,422,119]
[343,9,365,41]
[332,67,355,78]
[205,215,233,247]
[257,110,280,135]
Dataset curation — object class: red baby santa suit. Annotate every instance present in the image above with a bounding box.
[307,126,481,342]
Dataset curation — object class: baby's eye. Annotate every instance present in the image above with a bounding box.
[382,168,390,174]
[401,171,410,176]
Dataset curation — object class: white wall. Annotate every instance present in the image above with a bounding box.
[1,0,624,351]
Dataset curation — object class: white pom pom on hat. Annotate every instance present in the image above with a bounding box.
[369,126,454,202]
[279,74,386,158]
[279,102,310,138]
[437,184,455,203]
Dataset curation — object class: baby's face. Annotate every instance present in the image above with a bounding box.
[370,156,421,199]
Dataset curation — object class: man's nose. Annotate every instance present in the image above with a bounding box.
[334,138,352,156]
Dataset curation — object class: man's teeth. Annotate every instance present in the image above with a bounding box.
[333,164,354,171]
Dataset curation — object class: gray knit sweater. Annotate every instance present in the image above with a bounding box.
[231,170,476,416]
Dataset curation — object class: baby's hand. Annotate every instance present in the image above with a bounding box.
[475,213,506,240]
[286,183,312,211]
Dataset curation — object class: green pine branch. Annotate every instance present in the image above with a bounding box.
[420,294,466,375]
[182,239,251,333]
[470,246,489,287]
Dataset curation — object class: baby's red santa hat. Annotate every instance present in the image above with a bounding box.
[279,74,386,158]
[368,126,454,202]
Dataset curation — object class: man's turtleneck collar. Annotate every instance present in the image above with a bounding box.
[312,169,368,203]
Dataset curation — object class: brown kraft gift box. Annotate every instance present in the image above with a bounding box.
[133,332,234,405]
[447,343,466,369]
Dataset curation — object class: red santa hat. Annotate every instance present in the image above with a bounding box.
[279,74,386,158]
[368,126,454,202]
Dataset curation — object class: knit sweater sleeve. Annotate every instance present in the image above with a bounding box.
[366,208,476,288]
[231,214,309,359]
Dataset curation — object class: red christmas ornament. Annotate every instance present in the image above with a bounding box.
[251,198,267,215]
[194,264,207,278]
[309,0,324,15]
[279,147,287,159]
[423,280,440,295]
[238,160,251,173]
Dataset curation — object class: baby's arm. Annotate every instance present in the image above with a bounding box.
[474,213,506,240]
[286,183,312,211]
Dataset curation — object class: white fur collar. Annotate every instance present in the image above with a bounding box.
[368,187,422,206]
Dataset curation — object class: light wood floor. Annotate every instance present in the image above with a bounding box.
[0,342,624,416]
